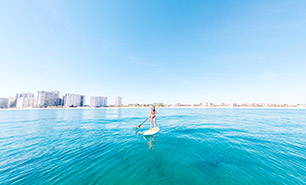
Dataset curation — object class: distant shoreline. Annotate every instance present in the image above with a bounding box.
[1,106,306,111]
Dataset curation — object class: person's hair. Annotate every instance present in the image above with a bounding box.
[151,105,155,112]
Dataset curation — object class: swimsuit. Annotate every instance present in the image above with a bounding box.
[151,111,156,119]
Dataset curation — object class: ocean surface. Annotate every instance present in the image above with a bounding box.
[0,108,306,185]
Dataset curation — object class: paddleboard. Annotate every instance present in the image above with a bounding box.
[143,127,160,136]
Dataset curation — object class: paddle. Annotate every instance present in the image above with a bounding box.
[136,117,149,129]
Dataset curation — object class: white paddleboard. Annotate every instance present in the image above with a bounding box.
[143,127,160,136]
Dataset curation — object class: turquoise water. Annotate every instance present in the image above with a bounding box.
[0,108,306,185]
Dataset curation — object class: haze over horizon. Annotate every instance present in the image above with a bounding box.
[1,0,306,105]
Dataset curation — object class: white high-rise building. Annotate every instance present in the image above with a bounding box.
[115,96,122,107]
[36,91,60,108]
[63,94,85,107]
[0,98,9,108]
[90,96,108,107]
[8,97,16,108]
[15,93,35,109]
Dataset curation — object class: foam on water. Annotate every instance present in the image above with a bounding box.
[0,108,306,184]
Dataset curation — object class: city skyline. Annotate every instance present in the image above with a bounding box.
[1,1,306,104]
[0,90,110,108]
[1,89,306,109]
[0,90,122,106]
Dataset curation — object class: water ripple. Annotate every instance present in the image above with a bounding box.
[1,108,306,184]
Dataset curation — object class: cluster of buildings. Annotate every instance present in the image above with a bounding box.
[0,91,123,109]
[126,102,306,108]
[1,93,304,109]
[187,102,306,108]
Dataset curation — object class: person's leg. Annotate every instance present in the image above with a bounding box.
[154,117,157,127]
[150,117,153,129]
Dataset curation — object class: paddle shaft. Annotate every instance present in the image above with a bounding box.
[137,117,149,128]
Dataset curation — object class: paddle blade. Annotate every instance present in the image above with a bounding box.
[136,125,141,129]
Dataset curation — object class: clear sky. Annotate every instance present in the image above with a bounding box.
[1,0,306,105]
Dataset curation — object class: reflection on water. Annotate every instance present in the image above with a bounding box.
[112,108,122,118]
[136,126,158,150]
[144,135,157,150]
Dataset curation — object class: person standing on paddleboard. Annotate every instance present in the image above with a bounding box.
[148,105,157,129]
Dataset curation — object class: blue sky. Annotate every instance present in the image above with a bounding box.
[0,0,306,104]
